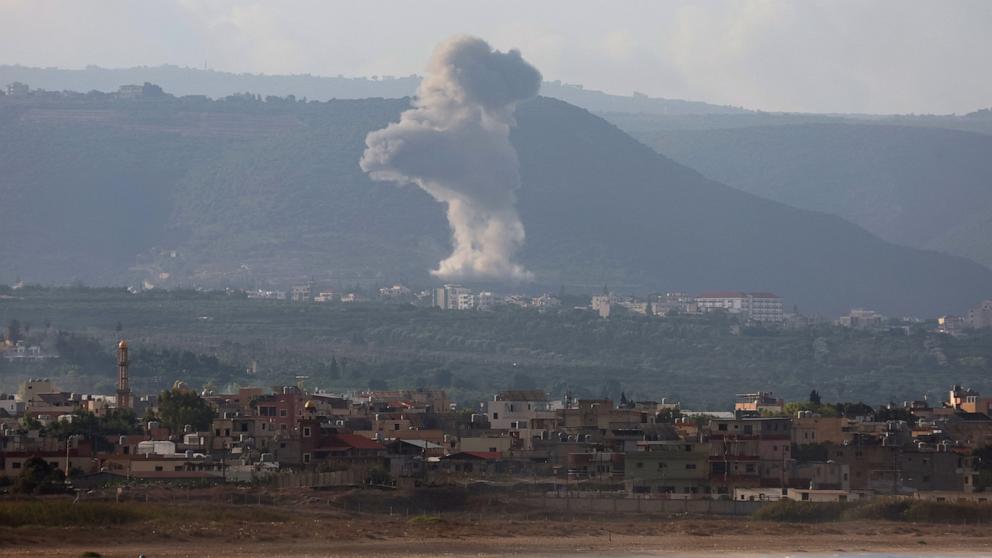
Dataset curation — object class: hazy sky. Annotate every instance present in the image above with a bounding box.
[1,0,990,114]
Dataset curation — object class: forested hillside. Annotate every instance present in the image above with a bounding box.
[1,92,991,316]
[2,288,990,409]
[625,123,992,269]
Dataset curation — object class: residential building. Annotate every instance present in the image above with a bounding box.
[948,385,992,415]
[378,284,412,298]
[937,315,966,335]
[965,299,992,329]
[734,392,784,414]
[5,82,29,96]
[696,292,784,322]
[290,284,312,302]
[314,291,337,302]
[625,440,710,495]
[837,308,886,330]
[432,284,471,310]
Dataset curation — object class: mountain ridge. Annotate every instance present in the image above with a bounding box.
[1,91,990,316]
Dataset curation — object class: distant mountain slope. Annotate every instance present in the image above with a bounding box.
[0,64,746,115]
[625,123,992,268]
[1,93,990,316]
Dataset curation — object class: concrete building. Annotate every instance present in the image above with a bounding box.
[626,440,710,495]
[837,308,886,330]
[432,284,471,310]
[5,82,29,96]
[948,385,992,415]
[290,284,312,303]
[696,292,783,322]
[486,390,555,447]
[965,299,992,329]
[734,392,784,414]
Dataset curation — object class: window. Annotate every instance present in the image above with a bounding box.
[303,453,311,464]
[175,466,184,472]
[493,412,499,420]
[718,424,728,431]
[801,492,809,501]
[240,424,248,433]
[11,462,20,469]
[215,429,221,436]
[303,426,312,438]
[686,464,697,470]
[280,409,288,417]
[488,447,497,453]
[745,464,755,473]
[743,425,753,434]
[636,462,644,469]
[394,423,400,431]
[155,466,163,472]
[658,463,666,469]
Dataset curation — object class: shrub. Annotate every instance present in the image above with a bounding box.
[754,498,992,524]
[0,501,145,527]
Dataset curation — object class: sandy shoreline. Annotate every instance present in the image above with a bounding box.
[4,516,992,557]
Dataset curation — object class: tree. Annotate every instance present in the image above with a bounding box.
[14,457,66,494]
[875,406,916,424]
[157,388,216,433]
[4,319,21,343]
[431,368,453,388]
[328,356,340,380]
[809,390,822,405]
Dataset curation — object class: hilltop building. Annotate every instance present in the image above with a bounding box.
[965,299,992,329]
[837,308,886,330]
[696,292,783,322]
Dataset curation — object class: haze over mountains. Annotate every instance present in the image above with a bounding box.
[621,121,992,269]
[2,81,991,317]
[0,64,746,116]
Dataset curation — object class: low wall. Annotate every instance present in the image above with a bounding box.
[518,495,766,516]
[274,470,361,489]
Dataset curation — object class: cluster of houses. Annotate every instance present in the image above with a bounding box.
[2,371,990,503]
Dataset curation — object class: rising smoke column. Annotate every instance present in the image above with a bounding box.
[360,35,541,281]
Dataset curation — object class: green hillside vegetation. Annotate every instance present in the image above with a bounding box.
[2,92,992,316]
[2,287,991,408]
[622,122,992,269]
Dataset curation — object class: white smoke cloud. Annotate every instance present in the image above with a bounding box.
[360,35,541,281]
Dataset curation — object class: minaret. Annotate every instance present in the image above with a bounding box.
[117,339,132,410]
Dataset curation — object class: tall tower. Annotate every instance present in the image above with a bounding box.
[116,339,132,410]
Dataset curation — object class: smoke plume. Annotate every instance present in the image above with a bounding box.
[360,35,541,281]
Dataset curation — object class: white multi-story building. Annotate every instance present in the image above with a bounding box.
[432,284,472,310]
[696,292,784,322]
